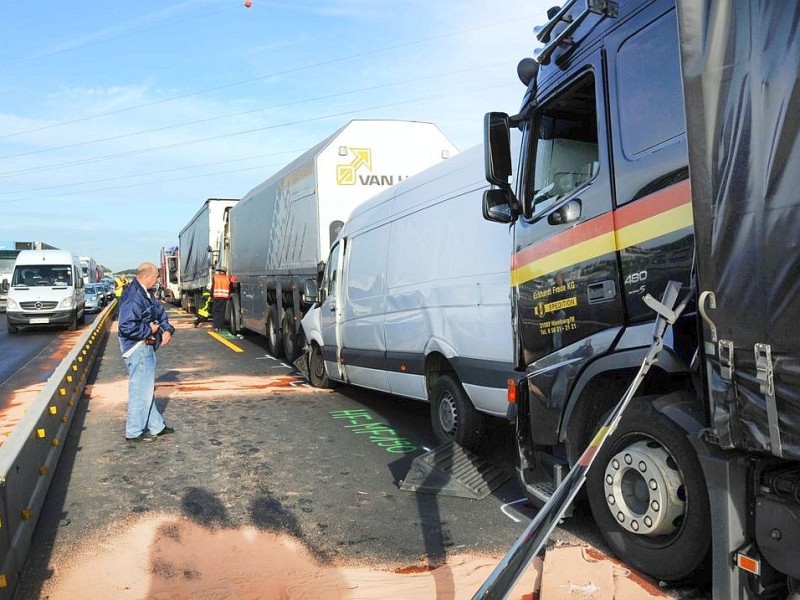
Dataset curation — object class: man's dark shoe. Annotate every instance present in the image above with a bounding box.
[126,433,157,443]
[157,426,175,436]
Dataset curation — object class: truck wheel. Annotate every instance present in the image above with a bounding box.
[281,307,302,363]
[430,374,485,450]
[585,398,710,581]
[266,305,284,358]
[308,343,332,388]
[229,295,242,334]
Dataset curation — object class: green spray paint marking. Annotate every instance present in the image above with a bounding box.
[330,408,417,454]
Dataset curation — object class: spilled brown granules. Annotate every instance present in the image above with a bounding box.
[41,513,542,599]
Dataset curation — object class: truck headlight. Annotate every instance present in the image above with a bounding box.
[59,296,74,308]
[7,298,18,310]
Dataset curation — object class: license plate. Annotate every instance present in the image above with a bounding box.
[29,318,50,324]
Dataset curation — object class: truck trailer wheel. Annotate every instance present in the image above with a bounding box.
[281,307,302,363]
[266,305,284,358]
[228,295,242,334]
[430,374,485,450]
[585,398,710,581]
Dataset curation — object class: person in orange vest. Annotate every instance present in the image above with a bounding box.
[211,268,231,331]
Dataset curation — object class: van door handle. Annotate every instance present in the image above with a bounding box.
[329,304,336,312]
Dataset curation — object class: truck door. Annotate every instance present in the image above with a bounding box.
[604,6,693,322]
[318,240,346,381]
[514,53,622,373]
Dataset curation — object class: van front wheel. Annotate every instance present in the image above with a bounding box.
[430,374,485,450]
[308,343,332,389]
[68,310,78,331]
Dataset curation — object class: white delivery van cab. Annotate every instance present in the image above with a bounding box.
[301,145,516,449]
[5,250,86,333]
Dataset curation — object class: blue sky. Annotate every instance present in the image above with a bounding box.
[1,0,551,271]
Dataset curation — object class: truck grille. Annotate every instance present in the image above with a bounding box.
[20,301,59,310]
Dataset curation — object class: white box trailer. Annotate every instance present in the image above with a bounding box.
[300,145,516,449]
[178,198,238,311]
[79,256,99,285]
[228,119,458,362]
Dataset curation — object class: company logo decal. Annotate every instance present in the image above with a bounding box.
[336,147,410,187]
[336,148,372,185]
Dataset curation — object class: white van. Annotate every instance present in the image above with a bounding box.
[301,145,516,449]
[4,250,86,333]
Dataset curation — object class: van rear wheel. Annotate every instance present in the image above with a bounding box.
[430,374,485,450]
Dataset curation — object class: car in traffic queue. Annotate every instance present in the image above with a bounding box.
[84,284,103,313]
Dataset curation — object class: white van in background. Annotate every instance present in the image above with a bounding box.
[300,145,516,449]
[4,250,86,333]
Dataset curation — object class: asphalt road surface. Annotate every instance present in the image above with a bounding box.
[11,306,705,599]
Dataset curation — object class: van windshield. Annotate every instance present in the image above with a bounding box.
[12,265,72,286]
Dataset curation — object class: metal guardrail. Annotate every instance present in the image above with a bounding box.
[0,302,114,598]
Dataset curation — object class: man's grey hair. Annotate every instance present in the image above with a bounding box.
[136,263,158,278]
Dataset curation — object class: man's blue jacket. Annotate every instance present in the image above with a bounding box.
[118,280,175,354]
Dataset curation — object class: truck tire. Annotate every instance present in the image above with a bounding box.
[430,374,485,450]
[266,305,284,358]
[585,398,710,581]
[308,343,332,388]
[229,295,242,334]
[281,307,302,363]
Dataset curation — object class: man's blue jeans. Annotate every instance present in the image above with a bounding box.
[123,343,165,438]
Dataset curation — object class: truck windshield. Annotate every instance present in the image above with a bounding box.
[522,75,599,213]
[12,265,72,286]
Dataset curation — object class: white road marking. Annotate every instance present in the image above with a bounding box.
[500,498,530,523]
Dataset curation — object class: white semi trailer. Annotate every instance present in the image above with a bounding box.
[225,119,458,362]
[178,198,239,312]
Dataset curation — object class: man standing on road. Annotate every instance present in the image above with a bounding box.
[118,262,176,443]
[212,268,231,332]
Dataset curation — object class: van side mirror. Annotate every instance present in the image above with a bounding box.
[302,279,319,304]
[1,279,8,293]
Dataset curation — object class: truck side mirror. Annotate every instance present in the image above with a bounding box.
[484,112,513,186]
[302,279,319,304]
[483,189,515,224]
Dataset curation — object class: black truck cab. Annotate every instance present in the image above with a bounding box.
[484,0,707,583]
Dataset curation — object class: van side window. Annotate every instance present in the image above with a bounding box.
[346,226,389,300]
[616,11,684,158]
[525,74,599,214]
